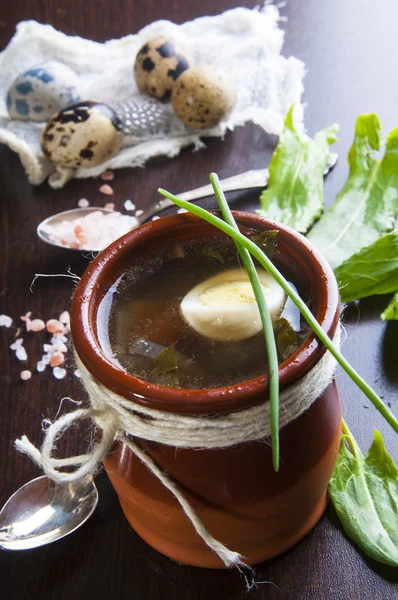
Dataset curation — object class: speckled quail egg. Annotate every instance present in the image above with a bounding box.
[40,101,123,169]
[6,61,81,122]
[134,36,193,101]
[172,66,236,129]
[180,268,286,342]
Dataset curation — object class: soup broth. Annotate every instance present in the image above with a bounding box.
[98,234,314,389]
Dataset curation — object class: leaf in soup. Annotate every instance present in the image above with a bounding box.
[308,114,398,269]
[329,427,398,567]
[201,243,225,264]
[381,292,398,321]
[274,317,298,362]
[249,230,279,256]
[334,231,398,302]
[257,106,338,234]
[154,345,178,375]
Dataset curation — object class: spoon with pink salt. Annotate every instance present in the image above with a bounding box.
[37,168,270,252]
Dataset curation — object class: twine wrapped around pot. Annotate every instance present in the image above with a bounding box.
[15,327,340,568]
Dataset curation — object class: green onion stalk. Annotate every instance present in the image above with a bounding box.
[158,178,398,437]
[209,173,281,472]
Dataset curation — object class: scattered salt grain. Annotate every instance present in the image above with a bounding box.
[104,202,115,211]
[124,200,136,211]
[10,338,23,350]
[43,343,53,353]
[50,351,65,367]
[74,369,82,379]
[46,319,64,334]
[78,198,90,208]
[52,341,68,353]
[0,315,12,327]
[37,361,46,372]
[135,209,144,217]
[101,170,114,181]
[41,354,50,365]
[16,345,28,361]
[177,208,188,214]
[20,370,32,381]
[59,311,70,329]
[99,184,114,195]
[28,318,45,332]
[53,367,67,380]
[152,215,160,221]
[41,210,138,251]
[51,334,68,343]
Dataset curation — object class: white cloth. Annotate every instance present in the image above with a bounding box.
[0,3,305,187]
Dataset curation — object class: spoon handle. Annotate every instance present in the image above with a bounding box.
[138,168,269,224]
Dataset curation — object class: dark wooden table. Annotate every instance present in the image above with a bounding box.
[0,1,397,598]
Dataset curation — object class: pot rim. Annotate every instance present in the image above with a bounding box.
[71,211,340,415]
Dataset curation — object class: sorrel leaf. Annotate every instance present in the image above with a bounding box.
[257,106,338,234]
[381,292,398,321]
[201,243,225,264]
[334,231,398,302]
[154,346,178,375]
[308,114,398,269]
[329,423,398,567]
[248,230,279,256]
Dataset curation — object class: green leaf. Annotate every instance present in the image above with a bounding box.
[329,425,398,567]
[201,243,225,264]
[381,292,398,321]
[248,229,279,256]
[334,231,398,302]
[154,346,177,375]
[256,106,338,234]
[308,114,398,269]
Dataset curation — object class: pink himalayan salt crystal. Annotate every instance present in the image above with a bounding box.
[37,360,46,372]
[101,170,115,181]
[124,199,135,211]
[52,341,68,353]
[59,311,70,330]
[10,338,23,350]
[28,318,45,332]
[20,370,32,381]
[46,319,64,334]
[104,202,115,211]
[78,198,90,208]
[50,351,65,367]
[0,314,13,327]
[99,184,114,195]
[16,346,28,361]
[53,367,66,380]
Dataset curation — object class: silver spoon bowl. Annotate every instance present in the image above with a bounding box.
[0,475,98,550]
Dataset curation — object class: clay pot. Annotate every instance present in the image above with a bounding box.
[71,212,341,568]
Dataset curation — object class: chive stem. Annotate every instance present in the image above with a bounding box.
[209,173,280,471]
[157,187,398,435]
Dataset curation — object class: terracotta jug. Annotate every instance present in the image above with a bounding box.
[71,212,341,568]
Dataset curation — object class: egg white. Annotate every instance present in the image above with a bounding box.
[180,268,286,342]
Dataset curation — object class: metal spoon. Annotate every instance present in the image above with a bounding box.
[0,475,98,550]
[37,168,270,251]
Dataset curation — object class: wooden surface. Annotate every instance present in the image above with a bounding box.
[0,1,397,598]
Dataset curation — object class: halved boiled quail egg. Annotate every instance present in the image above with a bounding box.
[180,268,286,342]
